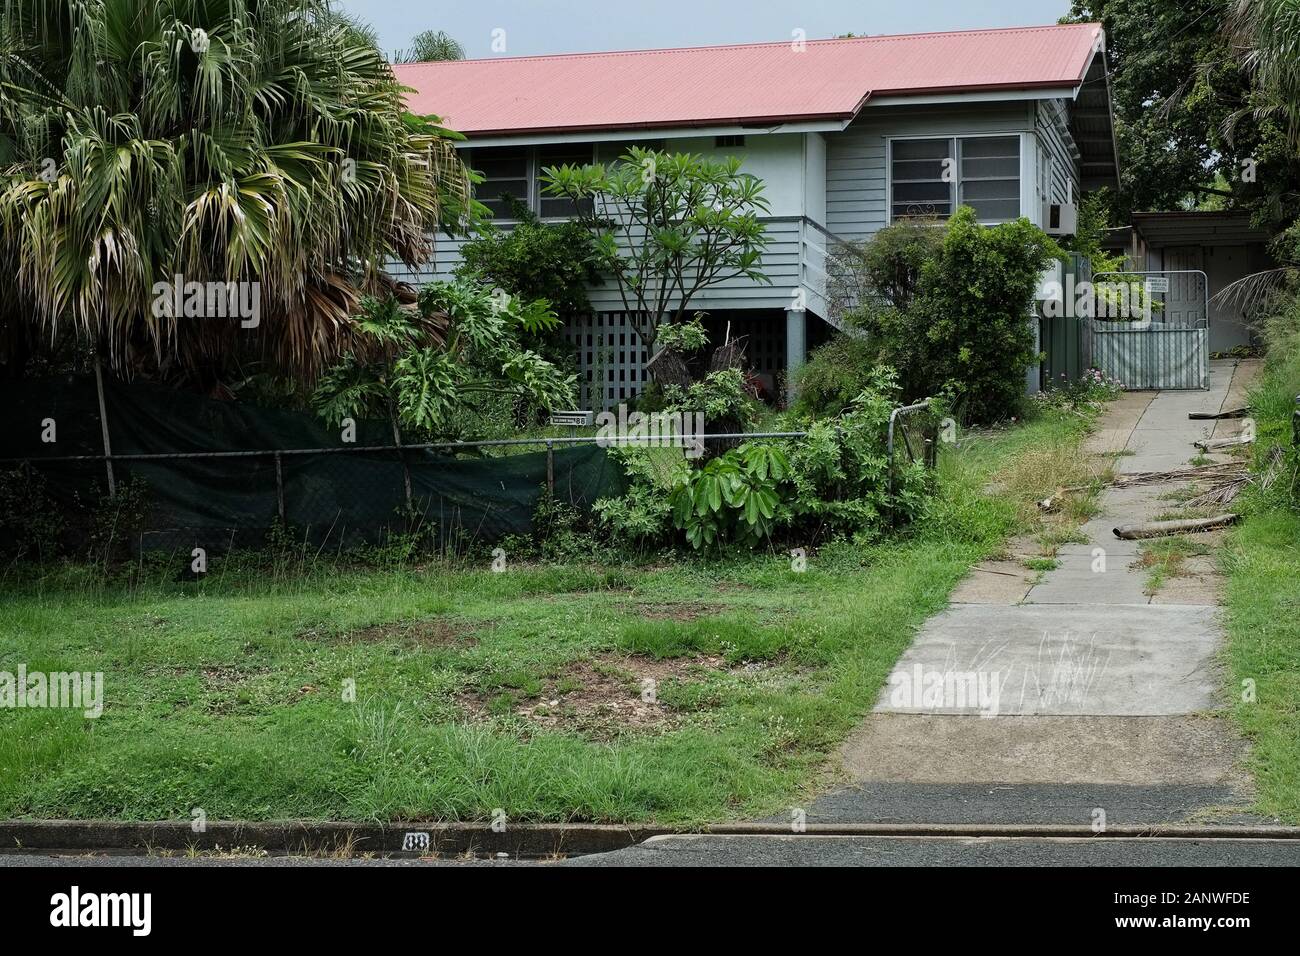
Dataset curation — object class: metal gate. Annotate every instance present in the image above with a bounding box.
[1086,269,1209,390]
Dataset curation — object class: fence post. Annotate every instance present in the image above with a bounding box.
[391,416,413,512]
[274,451,286,524]
[545,440,555,496]
[93,356,116,498]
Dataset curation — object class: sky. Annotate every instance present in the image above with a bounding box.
[338,0,1079,60]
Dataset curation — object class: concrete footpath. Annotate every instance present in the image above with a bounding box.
[813,358,1265,828]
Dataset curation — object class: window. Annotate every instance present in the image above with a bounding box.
[473,147,529,219]
[890,139,954,220]
[536,144,594,219]
[715,135,746,148]
[468,144,595,221]
[890,135,1021,224]
[958,136,1020,222]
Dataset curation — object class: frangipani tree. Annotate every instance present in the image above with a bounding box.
[540,146,770,349]
[0,0,474,385]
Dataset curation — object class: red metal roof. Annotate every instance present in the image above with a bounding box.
[395,23,1103,137]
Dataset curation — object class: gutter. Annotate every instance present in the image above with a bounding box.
[6,820,1298,859]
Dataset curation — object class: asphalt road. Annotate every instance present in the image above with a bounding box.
[4,835,1299,867]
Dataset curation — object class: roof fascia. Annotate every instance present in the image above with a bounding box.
[458,119,853,148]
[863,85,1082,109]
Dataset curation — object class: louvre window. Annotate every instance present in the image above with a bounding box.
[890,136,1021,224]
[469,144,595,221]
[473,147,529,219]
[536,144,595,219]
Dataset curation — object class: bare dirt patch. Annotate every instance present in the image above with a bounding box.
[299,618,481,648]
[631,602,725,622]
[460,654,728,740]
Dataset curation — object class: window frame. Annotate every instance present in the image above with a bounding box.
[467,143,599,224]
[886,132,1026,226]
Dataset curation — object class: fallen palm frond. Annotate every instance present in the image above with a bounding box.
[1107,461,1249,488]
[1115,514,1241,540]
[1108,449,1286,512]
[1195,435,1255,451]
[1183,474,1254,509]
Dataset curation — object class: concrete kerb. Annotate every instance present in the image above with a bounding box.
[0,820,654,858]
[4,820,1300,858]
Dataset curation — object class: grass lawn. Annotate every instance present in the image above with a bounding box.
[1222,333,1300,824]
[0,407,1098,825]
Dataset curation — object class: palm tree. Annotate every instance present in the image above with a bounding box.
[1229,0,1300,144]
[1211,1,1300,312]
[0,0,473,386]
[398,29,465,63]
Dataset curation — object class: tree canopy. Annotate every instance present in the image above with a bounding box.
[0,0,473,386]
[1065,0,1300,230]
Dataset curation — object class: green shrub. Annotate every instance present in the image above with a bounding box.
[830,219,945,313]
[660,368,761,433]
[664,365,927,551]
[592,448,685,550]
[793,333,880,419]
[0,464,65,560]
[784,366,930,539]
[669,443,789,549]
[917,208,1061,424]
[456,201,603,319]
[817,209,1059,423]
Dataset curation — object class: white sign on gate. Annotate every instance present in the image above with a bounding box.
[1145,277,1170,294]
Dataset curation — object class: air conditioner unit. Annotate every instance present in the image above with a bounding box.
[1042,202,1078,236]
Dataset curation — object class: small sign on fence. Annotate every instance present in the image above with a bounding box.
[549,410,594,428]
[1144,277,1170,294]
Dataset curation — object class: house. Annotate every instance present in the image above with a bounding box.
[392,23,1119,407]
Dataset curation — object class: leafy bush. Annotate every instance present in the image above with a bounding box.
[313,281,575,440]
[592,448,685,550]
[817,209,1060,425]
[654,313,710,353]
[1251,285,1300,508]
[917,208,1061,424]
[830,219,946,314]
[614,365,933,552]
[669,444,789,549]
[660,368,761,433]
[0,469,148,564]
[793,333,882,419]
[784,367,931,538]
[0,464,65,560]
[456,201,604,320]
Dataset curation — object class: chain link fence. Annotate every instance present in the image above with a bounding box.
[1,376,944,559]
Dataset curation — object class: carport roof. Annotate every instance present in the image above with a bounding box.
[1129,211,1273,248]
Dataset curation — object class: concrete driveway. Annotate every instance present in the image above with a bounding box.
[817,359,1265,828]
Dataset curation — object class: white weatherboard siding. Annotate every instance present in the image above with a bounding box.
[385,219,808,314]
[673,133,806,217]
[804,133,828,226]
[826,102,1035,241]
[1035,100,1081,209]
